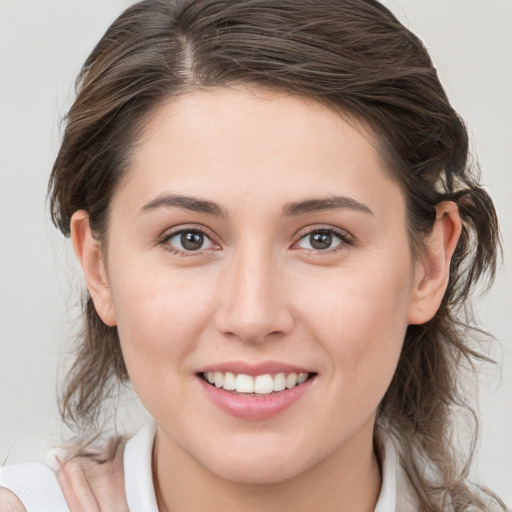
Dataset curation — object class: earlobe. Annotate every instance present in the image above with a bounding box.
[70,211,117,327]
[407,201,462,325]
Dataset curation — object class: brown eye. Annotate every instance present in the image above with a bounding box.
[296,228,346,251]
[166,229,215,252]
[309,232,333,250]
[181,231,204,250]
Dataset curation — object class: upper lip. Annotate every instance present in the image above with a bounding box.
[197,360,314,376]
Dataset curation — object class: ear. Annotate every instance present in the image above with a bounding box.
[70,211,117,327]
[407,201,462,325]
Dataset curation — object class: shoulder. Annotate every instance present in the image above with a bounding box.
[0,423,157,512]
[56,423,156,511]
[0,487,27,512]
[0,462,70,511]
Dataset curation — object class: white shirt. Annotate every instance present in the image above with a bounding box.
[0,423,418,511]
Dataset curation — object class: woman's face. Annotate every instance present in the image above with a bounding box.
[98,87,419,483]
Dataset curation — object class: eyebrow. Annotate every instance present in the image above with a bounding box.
[139,193,372,218]
[139,193,228,217]
[283,196,373,216]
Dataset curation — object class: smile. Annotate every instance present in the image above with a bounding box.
[202,371,311,395]
[197,367,317,420]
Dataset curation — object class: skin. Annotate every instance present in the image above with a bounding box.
[55,439,129,512]
[0,442,128,512]
[68,87,461,512]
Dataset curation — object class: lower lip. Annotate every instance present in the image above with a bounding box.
[198,375,315,420]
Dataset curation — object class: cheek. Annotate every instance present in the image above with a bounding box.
[300,255,413,393]
[107,262,216,381]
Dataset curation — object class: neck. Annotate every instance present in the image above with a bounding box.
[152,422,381,512]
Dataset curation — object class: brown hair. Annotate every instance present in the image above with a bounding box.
[48,0,505,509]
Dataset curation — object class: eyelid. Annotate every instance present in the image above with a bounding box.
[157,223,354,256]
[158,224,222,254]
[291,224,354,251]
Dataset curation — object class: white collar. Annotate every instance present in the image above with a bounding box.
[123,423,418,512]
[123,422,159,511]
[374,428,419,512]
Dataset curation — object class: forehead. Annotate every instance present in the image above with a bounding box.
[115,86,405,220]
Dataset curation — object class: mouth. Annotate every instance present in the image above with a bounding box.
[199,371,316,395]
[196,362,317,419]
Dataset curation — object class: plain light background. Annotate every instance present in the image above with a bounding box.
[1,0,511,505]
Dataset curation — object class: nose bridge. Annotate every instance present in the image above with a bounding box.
[215,239,292,342]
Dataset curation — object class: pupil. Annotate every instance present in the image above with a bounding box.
[310,232,332,250]
[181,231,204,250]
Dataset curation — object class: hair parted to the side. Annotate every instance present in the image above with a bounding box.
[48,0,505,510]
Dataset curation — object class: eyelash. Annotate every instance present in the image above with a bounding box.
[158,225,354,257]
[292,226,354,254]
[158,226,219,257]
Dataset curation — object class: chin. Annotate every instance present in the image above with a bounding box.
[196,440,316,486]
[211,459,306,486]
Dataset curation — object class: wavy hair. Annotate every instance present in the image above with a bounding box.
[48,1,505,509]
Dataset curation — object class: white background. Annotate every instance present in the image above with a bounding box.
[0,0,511,505]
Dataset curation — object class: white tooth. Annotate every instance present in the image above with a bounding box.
[297,372,309,384]
[273,373,286,392]
[285,373,298,389]
[223,372,236,391]
[254,374,274,394]
[214,371,224,388]
[207,372,215,384]
[235,374,254,393]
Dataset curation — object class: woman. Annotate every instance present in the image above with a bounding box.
[0,0,508,510]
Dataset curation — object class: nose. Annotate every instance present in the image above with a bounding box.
[214,245,295,344]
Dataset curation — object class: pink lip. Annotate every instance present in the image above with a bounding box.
[197,360,312,376]
[197,373,316,421]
